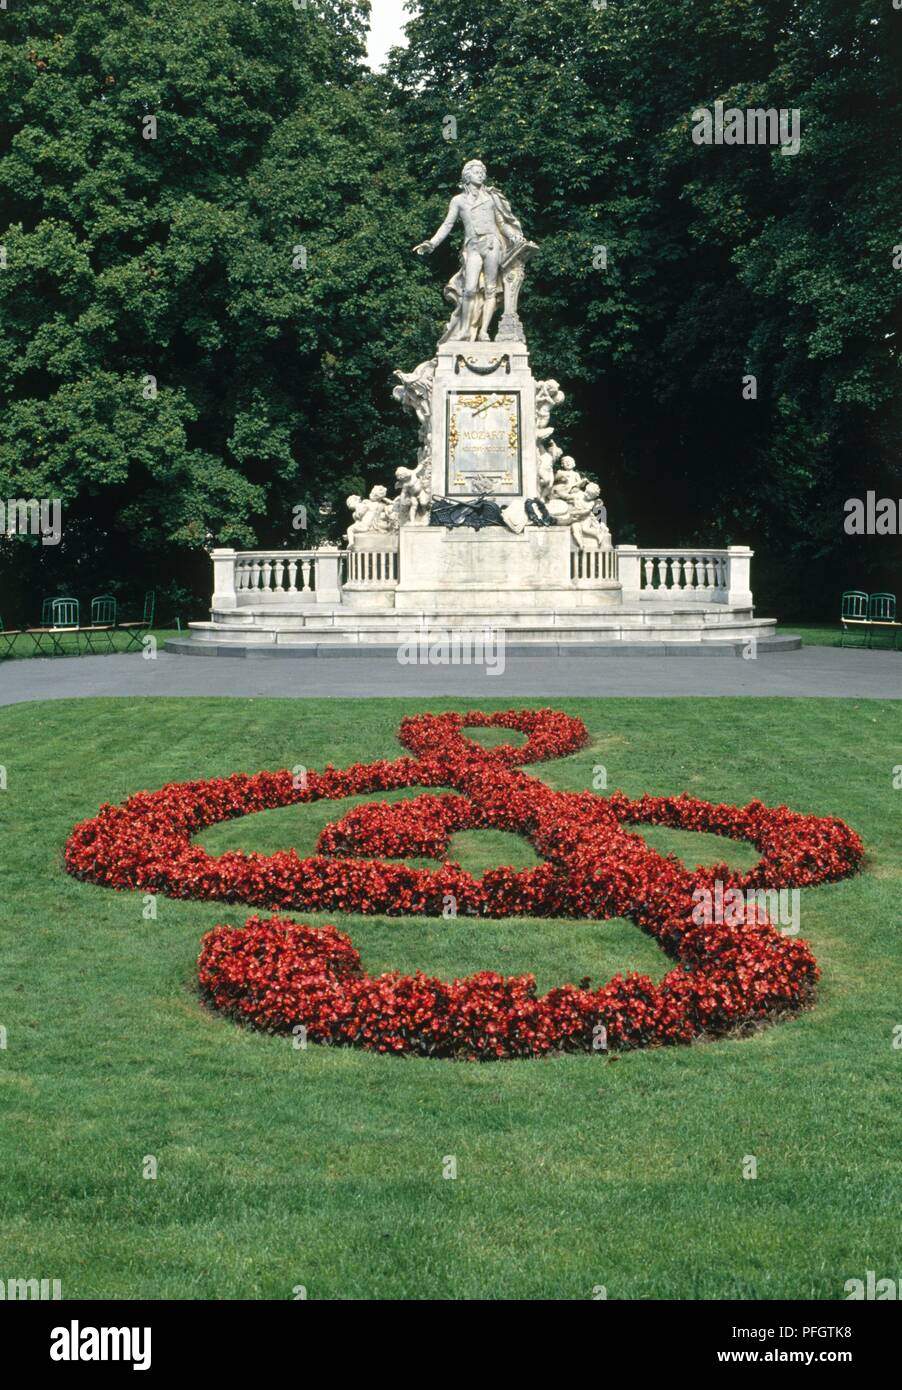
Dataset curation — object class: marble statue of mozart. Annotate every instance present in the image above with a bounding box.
[414,159,534,343]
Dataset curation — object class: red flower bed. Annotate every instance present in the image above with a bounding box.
[65,709,864,1059]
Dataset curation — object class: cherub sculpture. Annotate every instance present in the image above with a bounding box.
[569,482,612,552]
[535,380,565,433]
[394,464,432,526]
[344,485,398,546]
[548,457,584,515]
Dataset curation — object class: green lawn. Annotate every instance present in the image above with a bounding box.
[788,621,899,650]
[787,623,846,647]
[1,696,900,1299]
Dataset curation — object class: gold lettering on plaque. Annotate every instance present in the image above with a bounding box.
[446,391,521,496]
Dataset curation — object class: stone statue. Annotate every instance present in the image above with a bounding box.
[536,455,613,551]
[535,379,565,433]
[548,457,583,512]
[392,357,437,495]
[414,159,538,344]
[345,485,398,546]
[536,440,560,503]
[379,165,615,550]
[394,464,432,526]
[344,495,368,547]
[569,482,612,552]
[535,380,566,504]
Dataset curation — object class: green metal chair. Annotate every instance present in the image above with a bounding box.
[839,591,870,647]
[118,590,155,652]
[867,592,901,650]
[0,615,26,658]
[83,594,118,654]
[40,595,65,626]
[28,597,81,655]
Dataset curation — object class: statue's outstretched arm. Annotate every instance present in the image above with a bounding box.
[414,198,459,256]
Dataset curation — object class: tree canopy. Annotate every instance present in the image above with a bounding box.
[1,0,899,618]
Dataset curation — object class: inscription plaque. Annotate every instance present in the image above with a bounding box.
[445,390,521,497]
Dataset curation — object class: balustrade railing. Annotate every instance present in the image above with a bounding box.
[343,547,400,587]
[638,550,728,595]
[615,546,754,606]
[210,542,753,611]
[236,552,318,595]
[570,548,619,584]
[211,548,342,609]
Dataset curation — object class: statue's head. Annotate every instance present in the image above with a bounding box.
[346,493,361,509]
[395,466,413,481]
[461,159,487,188]
[370,485,388,501]
[584,482,600,500]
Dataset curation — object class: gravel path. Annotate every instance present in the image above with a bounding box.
[1,644,900,704]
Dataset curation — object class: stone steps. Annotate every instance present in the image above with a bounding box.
[166,633,800,659]
[175,603,789,657]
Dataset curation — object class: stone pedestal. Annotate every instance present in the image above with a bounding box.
[430,339,538,503]
[617,544,641,603]
[342,531,399,609]
[341,335,625,614]
[211,548,238,611]
[313,548,343,603]
[725,546,754,607]
[393,526,617,612]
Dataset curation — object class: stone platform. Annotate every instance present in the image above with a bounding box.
[184,600,782,654]
[168,632,798,659]
[175,540,783,657]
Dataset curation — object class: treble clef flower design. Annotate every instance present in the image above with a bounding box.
[65,710,863,1060]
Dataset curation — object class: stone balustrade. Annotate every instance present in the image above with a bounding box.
[211,548,342,609]
[570,548,619,584]
[615,545,753,605]
[211,542,753,609]
[237,552,313,594]
[344,546,400,588]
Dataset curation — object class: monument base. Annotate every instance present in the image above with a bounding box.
[177,607,790,656]
[379,526,620,612]
[183,539,781,654]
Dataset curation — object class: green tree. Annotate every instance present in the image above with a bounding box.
[0,0,432,615]
[390,0,902,614]
[2,0,899,622]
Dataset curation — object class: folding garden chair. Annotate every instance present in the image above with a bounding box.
[0,615,27,658]
[118,590,155,652]
[82,594,118,654]
[27,597,81,655]
[867,593,902,650]
[839,591,870,647]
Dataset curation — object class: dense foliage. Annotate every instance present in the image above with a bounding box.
[0,0,431,613]
[1,0,898,618]
[389,0,902,613]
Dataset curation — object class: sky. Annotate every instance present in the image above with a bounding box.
[365,0,410,69]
